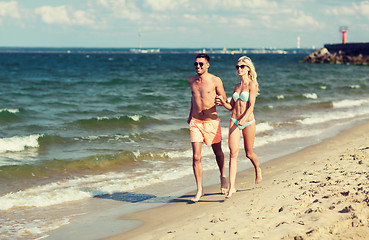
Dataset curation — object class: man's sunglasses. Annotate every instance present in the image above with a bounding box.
[194,62,204,67]
[235,65,247,70]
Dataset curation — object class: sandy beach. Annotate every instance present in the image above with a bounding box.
[103,119,369,240]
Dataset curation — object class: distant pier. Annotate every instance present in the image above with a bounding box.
[325,42,369,55]
[303,42,369,65]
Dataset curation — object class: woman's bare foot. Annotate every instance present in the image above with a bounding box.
[255,167,262,184]
[190,190,204,203]
[220,176,227,195]
[225,188,236,199]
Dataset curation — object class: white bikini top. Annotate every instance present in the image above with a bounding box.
[232,91,249,102]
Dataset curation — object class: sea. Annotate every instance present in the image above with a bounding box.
[1,48,369,239]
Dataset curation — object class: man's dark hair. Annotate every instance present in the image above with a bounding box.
[196,54,210,62]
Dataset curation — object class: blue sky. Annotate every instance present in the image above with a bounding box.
[0,0,368,48]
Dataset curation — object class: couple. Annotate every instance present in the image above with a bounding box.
[187,54,262,202]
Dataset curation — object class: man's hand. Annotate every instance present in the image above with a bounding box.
[215,95,225,106]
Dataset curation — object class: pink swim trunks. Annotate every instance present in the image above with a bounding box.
[189,118,222,145]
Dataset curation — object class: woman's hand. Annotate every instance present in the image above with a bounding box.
[215,95,225,106]
[238,118,246,126]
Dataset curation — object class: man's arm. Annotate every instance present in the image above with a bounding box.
[214,76,227,101]
[187,77,193,124]
[214,77,233,111]
[187,98,193,124]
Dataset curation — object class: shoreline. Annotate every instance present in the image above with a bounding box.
[104,119,369,240]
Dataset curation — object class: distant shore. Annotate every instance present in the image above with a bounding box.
[0,46,314,55]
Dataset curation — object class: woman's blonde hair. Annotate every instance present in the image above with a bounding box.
[238,56,260,94]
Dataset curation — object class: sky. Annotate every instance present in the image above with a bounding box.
[0,0,369,49]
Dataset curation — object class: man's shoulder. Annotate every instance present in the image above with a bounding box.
[208,74,222,84]
[188,75,198,84]
[198,73,219,82]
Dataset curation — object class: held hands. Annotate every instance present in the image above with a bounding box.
[215,95,226,106]
[215,95,232,111]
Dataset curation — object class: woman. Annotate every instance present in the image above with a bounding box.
[216,56,262,198]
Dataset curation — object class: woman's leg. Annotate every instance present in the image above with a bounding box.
[243,122,262,184]
[227,120,241,198]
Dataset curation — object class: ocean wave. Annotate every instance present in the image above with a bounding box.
[0,161,194,210]
[159,149,193,160]
[332,99,369,109]
[297,107,369,125]
[257,122,274,133]
[0,150,139,179]
[0,134,43,153]
[0,108,20,114]
[0,108,21,123]
[39,134,137,147]
[256,128,322,147]
[349,85,360,89]
[1,213,72,240]
[73,114,162,130]
[303,93,318,99]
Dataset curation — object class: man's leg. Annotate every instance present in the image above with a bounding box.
[211,142,227,194]
[191,142,204,202]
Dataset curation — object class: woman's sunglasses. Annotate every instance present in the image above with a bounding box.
[194,62,204,67]
[235,65,247,70]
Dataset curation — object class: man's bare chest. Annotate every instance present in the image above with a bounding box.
[191,82,215,96]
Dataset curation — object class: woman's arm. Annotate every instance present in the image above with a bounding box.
[216,95,233,111]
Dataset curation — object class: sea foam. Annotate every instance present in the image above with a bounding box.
[0,215,72,239]
[257,122,274,133]
[298,106,369,125]
[0,108,19,114]
[332,99,369,109]
[129,114,142,121]
[0,163,196,210]
[303,93,318,99]
[0,134,42,153]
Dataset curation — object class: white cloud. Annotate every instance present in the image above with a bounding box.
[97,0,142,21]
[144,0,190,12]
[183,14,198,23]
[182,13,251,29]
[325,6,356,16]
[200,0,278,12]
[0,0,29,26]
[325,1,369,20]
[290,10,320,28]
[246,0,278,9]
[35,6,70,25]
[258,15,278,29]
[35,5,96,27]
[0,0,21,18]
[356,1,369,19]
[72,10,95,26]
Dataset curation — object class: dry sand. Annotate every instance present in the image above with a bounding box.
[105,120,369,240]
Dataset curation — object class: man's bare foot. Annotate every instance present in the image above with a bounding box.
[190,190,204,203]
[225,188,236,199]
[255,167,262,184]
[220,176,227,195]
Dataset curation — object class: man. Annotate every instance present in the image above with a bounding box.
[187,53,227,202]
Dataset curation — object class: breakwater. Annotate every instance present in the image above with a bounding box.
[303,42,369,65]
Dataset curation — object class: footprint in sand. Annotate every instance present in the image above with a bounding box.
[210,217,228,223]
